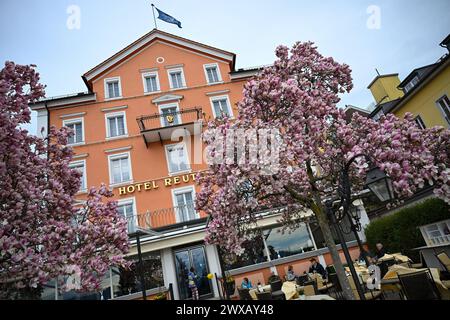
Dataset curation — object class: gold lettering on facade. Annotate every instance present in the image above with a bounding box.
[117,173,197,195]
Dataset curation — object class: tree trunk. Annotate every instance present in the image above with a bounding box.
[313,203,355,300]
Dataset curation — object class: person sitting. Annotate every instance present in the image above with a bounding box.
[374,242,386,260]
[286,265,296,281]
[241,277,253,289]
[308,258,327,279]
[268,272,281,283]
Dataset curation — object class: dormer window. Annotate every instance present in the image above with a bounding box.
[403,75,420,93]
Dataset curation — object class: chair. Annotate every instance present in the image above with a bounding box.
[436,252,450,277]
[296,274,309,286]
[269,280,285,300]
[328,273,343,300]
[397,269,441,300]
[302,285,316,296]
[379,258,396,278]
[303,280,319,295]
[256,291,273,300]
[237,288,253,300]
[347,275,382,300]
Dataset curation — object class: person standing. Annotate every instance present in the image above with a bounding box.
[188,267,199,300]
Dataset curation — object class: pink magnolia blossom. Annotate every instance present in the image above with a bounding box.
[0,61,129,299]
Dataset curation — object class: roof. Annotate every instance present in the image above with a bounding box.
[369,53,450,118]
[82,29,237,90]
[343,105,370,122]
[369,98,402,118]
[440,33,450,50]
[398,63,437,88]
[29,92,96,110]
[366,73,399,89]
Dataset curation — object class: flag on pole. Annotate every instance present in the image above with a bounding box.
[152,5,182,28]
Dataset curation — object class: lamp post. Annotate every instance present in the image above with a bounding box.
[128,230,148,300]
[327,156,394,300]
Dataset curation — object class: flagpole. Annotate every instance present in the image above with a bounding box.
[151,3,158,29]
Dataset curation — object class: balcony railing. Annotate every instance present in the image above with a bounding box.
[136,107,203,146]
[125,202,204,233]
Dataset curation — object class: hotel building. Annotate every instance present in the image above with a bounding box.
[31,29,368,300]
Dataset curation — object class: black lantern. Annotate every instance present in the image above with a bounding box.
[365,167,394,202]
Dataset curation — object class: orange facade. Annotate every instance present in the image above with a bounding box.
[41,30,251,229]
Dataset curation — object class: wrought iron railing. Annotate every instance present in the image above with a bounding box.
[136,107,203,132]
[125,202,201,232]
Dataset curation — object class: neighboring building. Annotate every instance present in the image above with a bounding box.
[30,29,367,300]
[363,34,450,220]
[343,105,370,123]
[368,34,450,129]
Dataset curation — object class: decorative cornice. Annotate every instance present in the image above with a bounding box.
[152,94,184,104]
[104,146,133,154]
[101,105,128,113]
[59,112,86,119]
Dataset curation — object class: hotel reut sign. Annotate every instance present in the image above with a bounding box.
[117,173,197,196]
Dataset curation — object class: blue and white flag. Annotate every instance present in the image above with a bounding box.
[154,6,182,28]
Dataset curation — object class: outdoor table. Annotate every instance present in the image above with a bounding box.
[249,284,271,300]
[293,294,335,300]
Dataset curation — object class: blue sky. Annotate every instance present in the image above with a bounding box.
[1,0,449,133]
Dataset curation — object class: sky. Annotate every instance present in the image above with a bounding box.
[1,0,449,134]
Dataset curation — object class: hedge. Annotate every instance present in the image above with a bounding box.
[364,197,450,262]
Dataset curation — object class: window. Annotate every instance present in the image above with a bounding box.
[372,110,384,122]
[142,72,160,93]
[219,235,266,269]
[172,186,197,222]
[204,63,221,84]
[69,160,87,192]
[264,223,315,260]
[436,95,450,126]
[159,103,181,127]
[210,95,232,118]
[167,68,186,89]
[104,77,122,99]
[63,118,84,145]
[165,143,190,174]
[105,111,127,138]
[414,115,426,129]
[403,75,420,93]
[108,152,132,185]
[117,198,136,233]
[115,251,164,298]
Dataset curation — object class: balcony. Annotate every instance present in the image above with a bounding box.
[125,203,206,234]
[136,107,203,146]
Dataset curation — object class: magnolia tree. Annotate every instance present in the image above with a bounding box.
[197,42,450,300]
[0,62,129,299]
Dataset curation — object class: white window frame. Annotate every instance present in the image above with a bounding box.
[158,102,182,127]
[117,197,138,234]
[203,63,222,84]
[104,76,122,100]
[171,185,198,223]
[107,151,133,186]
[436,94,450,127]
[164,142,191,175]
[69,159,87,193]
[209,95,233,119]
[104,110,128,139]
[167,67,186,90]
[142,71,160,94]
[62,117,85,146]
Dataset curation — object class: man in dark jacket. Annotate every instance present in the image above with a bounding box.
[309,258,327,279]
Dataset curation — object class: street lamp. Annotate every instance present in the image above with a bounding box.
[365,167,394,203]
[327,156,395,300]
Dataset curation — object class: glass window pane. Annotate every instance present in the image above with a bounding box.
[108,117,117,137]
[265,224,315,259]
[117,116,125,135]
[121,157,130,181]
